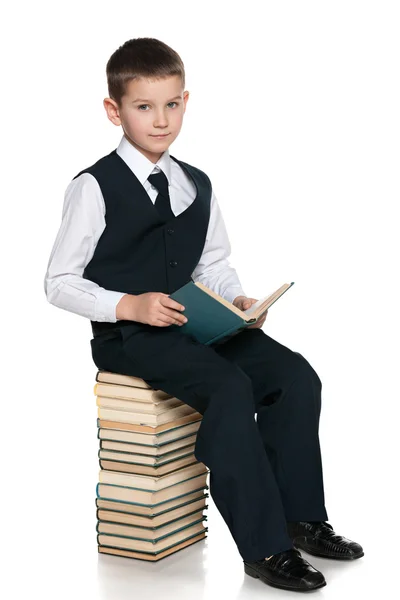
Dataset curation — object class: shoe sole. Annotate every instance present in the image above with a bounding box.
[293,542,364,561]
[244,563,326,592]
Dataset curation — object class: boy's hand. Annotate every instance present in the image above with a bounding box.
[116,293,188,327]
[232,295,268,329]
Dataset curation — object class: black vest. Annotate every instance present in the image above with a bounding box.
[73,149,211,337]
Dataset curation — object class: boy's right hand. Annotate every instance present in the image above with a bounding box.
[116,293,188,327]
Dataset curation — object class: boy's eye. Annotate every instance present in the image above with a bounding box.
[138,102,179,111]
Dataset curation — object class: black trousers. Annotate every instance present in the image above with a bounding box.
[90,324,328,562]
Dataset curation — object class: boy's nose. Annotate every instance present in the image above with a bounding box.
[154,113,168,127]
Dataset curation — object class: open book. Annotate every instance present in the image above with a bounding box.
[169,281,295,345]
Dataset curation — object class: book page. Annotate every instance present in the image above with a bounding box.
[194,280,294,322]
[243,294,271,317]
[242,283,295,320]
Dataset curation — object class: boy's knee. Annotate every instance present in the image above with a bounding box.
[292,351,322,388]
[210,368,255,420]
[216,366,253,397]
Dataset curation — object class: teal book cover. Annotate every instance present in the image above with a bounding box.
[96,511,207,535]
[97,527,209,553]
[169,281,295,346]
[98,450,196,467]
[95,492,209,517]
[95,485,209,507]
[97,516,207,543]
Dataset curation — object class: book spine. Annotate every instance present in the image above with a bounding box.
[205,320,248,346]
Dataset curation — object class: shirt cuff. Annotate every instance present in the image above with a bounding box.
[94,289,127,322]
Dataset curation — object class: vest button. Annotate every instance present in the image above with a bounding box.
[169,260,178,267]
[167,228,174,235]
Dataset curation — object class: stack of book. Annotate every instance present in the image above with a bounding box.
[95,369,209,561]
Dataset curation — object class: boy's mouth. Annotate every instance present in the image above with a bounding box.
[150,133,170,138]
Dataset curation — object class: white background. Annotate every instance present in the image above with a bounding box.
[2,1,399,598]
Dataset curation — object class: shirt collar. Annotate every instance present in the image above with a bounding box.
[116,134,172,185]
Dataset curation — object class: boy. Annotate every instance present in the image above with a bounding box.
[44,37,363,592]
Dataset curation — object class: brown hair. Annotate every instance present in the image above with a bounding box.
[106,37,185,106]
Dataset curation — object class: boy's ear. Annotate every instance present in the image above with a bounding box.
[103,97,121,126]
[183,90,189,112]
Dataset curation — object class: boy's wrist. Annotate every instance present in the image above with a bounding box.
[116,293,137,320]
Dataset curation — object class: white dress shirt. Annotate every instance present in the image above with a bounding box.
[44,135,246,323]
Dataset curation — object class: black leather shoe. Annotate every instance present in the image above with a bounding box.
[243,548,326,592]
[287,521,364,560]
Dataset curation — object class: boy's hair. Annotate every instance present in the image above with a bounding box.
[106,37,185,106]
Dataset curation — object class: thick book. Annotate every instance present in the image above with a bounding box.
[96,371,151,388]
[96,396,184,413]
[98,531,207,561]
[96,471,209,505]
[99,455,198,476]
[94,382,171,402]
[98,522,208,555]
[98,443,195,466]
[95,489,209,515]
[96,510,207,540]
[169,281,295,345]
[99,462,207,491]
[97,412,202,434]
[99,456,197,476]
[97,420,201,445]
[97,404,200,426]
[99,434,197,455]
[96,496,208,526]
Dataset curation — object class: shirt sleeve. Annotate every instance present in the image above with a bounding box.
[43,173,126,322]
[191,188,246,303]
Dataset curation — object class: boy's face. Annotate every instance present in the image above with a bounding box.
[104,75,189,163]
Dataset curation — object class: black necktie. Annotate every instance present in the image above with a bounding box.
[148,170,175,221]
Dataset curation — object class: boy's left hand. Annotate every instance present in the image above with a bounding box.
[232,295,268,329]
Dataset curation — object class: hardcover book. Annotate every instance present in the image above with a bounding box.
[169,281,295,345]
